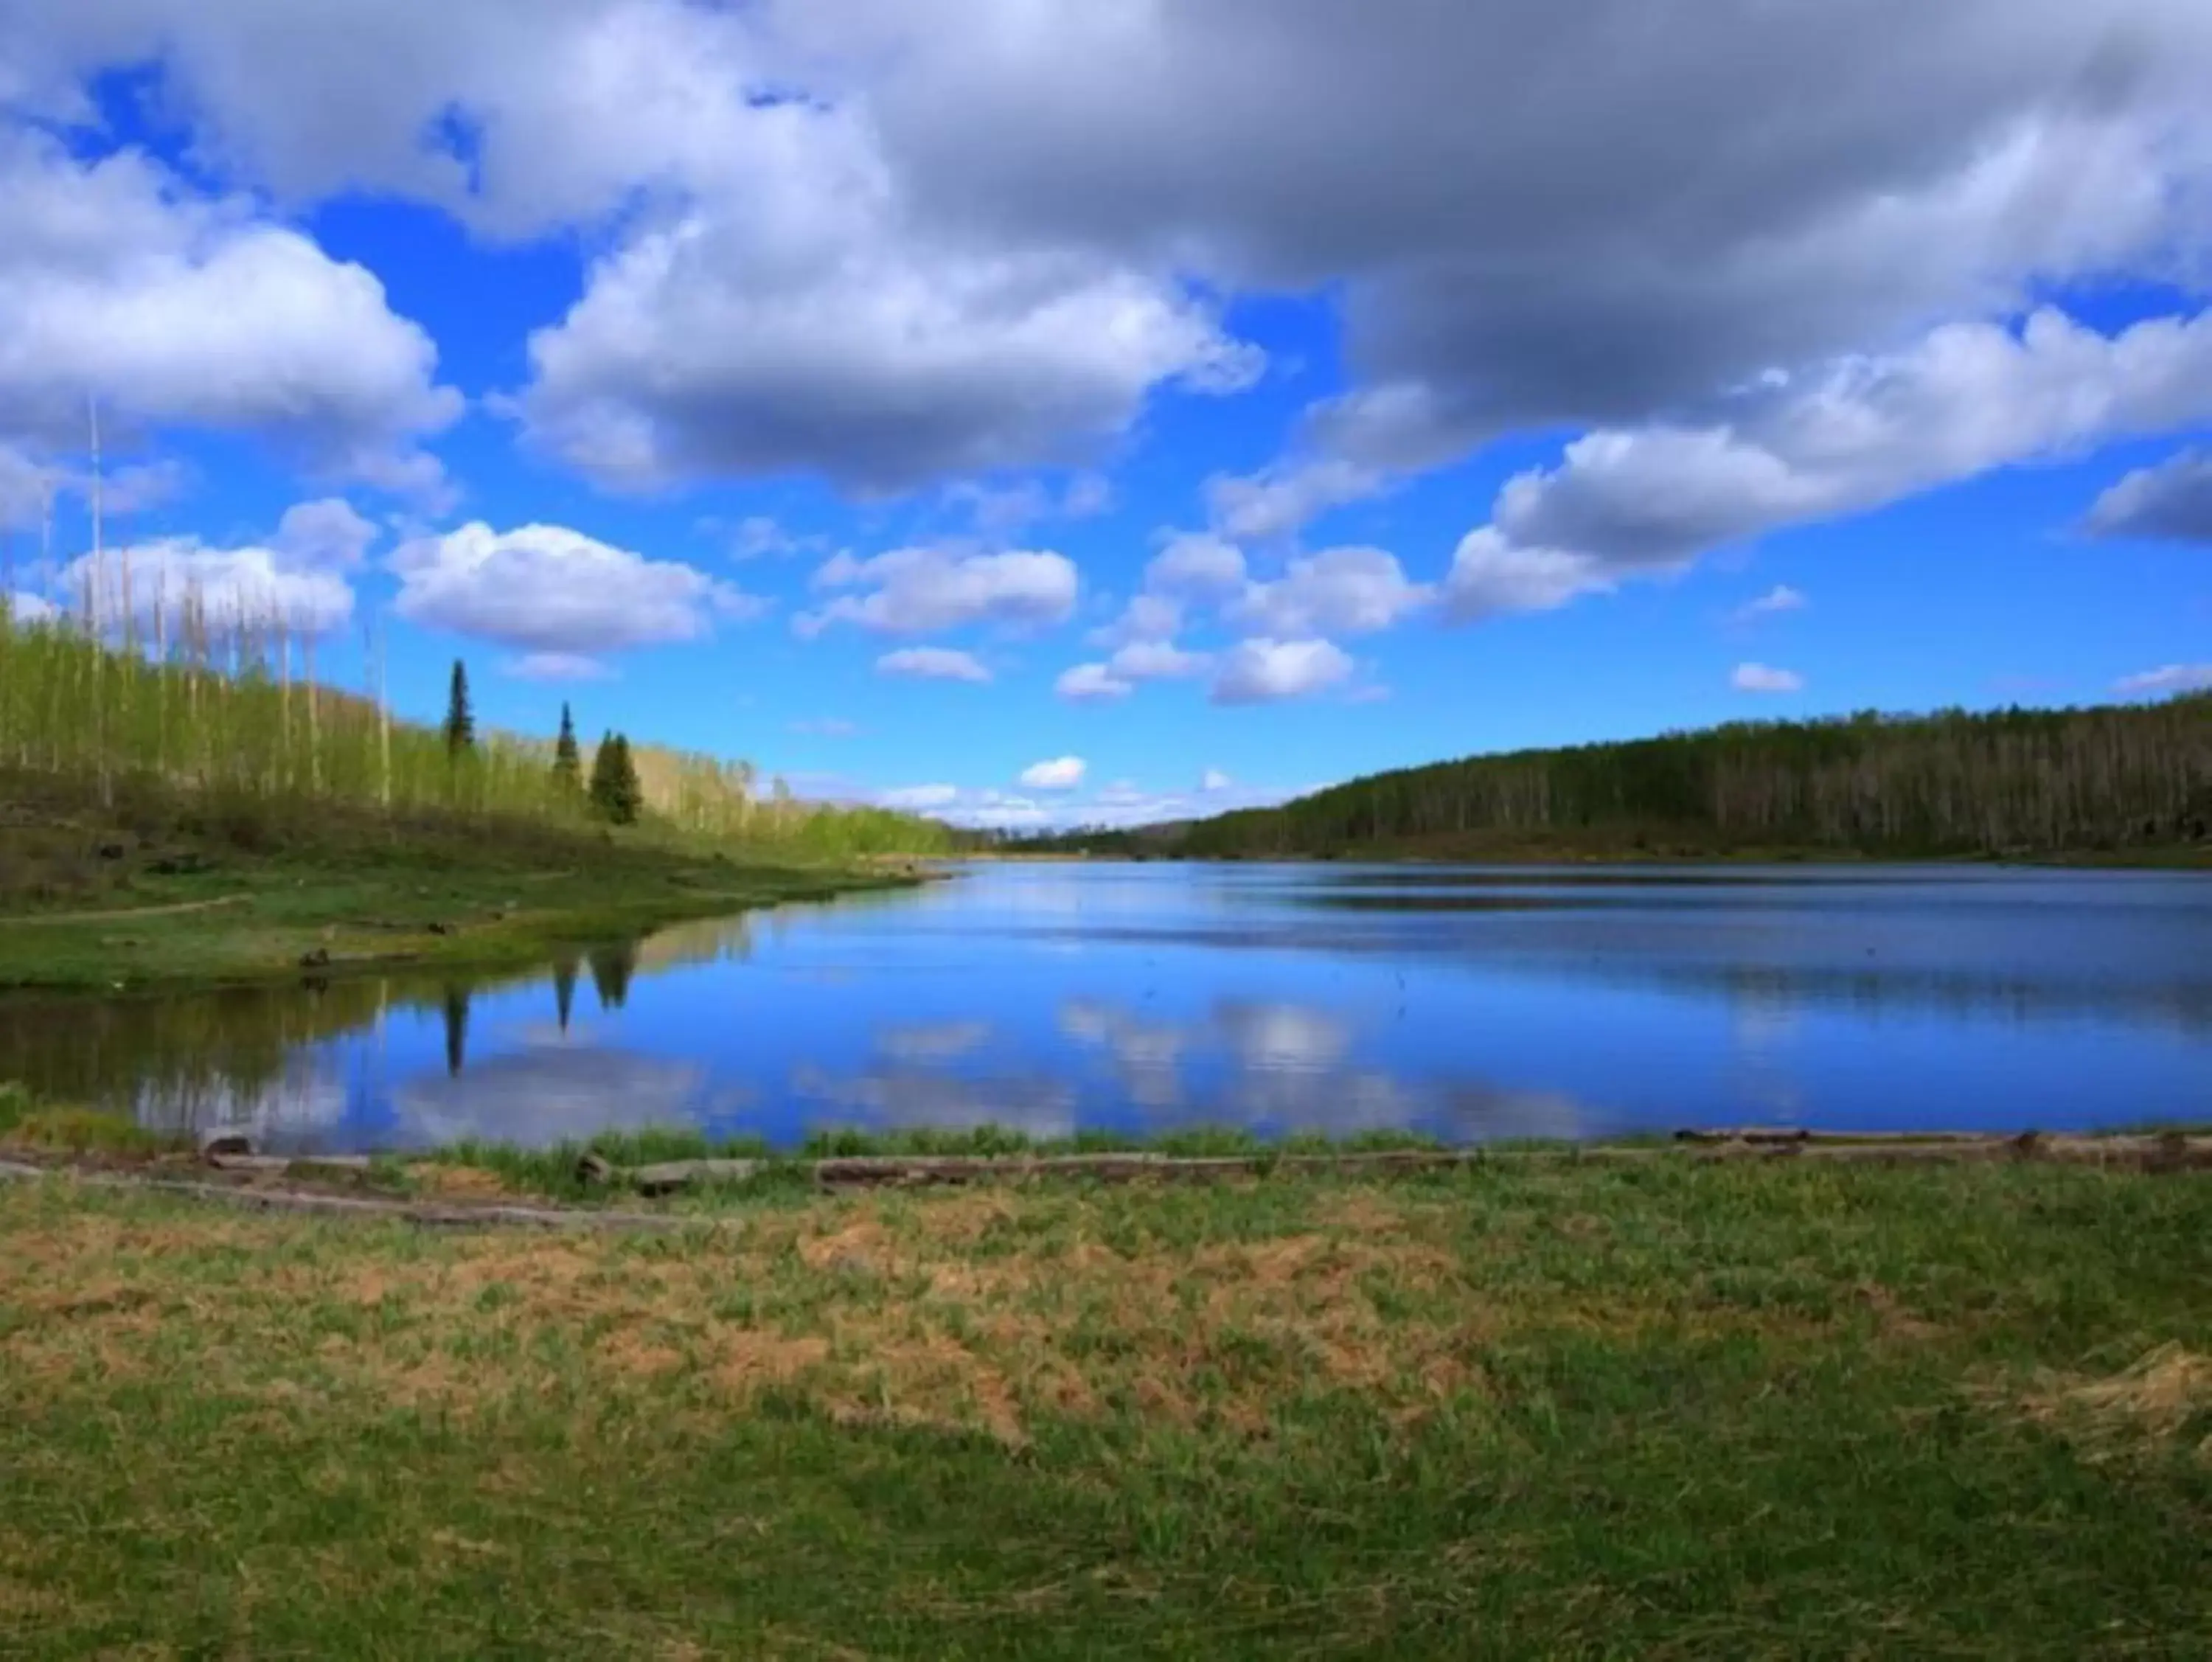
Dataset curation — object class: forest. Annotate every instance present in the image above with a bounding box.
[0,590,953,859]
[1017,697,2212,860]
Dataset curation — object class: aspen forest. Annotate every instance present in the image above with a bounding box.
[0,585,952,859]
[1038,698,2212,859]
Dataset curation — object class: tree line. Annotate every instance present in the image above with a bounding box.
[0,587,953,858]
[1018,696,2212,859]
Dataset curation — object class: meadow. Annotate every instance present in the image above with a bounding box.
[0,588,947,988]
[1,1158,2206,1658]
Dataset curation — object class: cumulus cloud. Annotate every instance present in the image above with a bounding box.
[2085,448,2212,543]
[1054,663,1132,703]
[1055,636,1210,703]
[876,646,991,683]
[521,214,1258,494]
[1107,639,1211,680]
[1447,309,2212,619]
[801,1,2212,474]
[1018,756,1087,790]
[1145,532,1248,597]
[1205,458,1387,543]
[1731,584,1809,623]
[391,522,760,668]
[1230,546,1431,637]
[1732,662,1806,694]
[2115,663,2212,696]
[1201,768,1233,792]
[723,515,830,561]
[0,129,456,492]
[274,498,379,569]
[1211,638,1355,705]
[57,538,355,637]
[20,0,2212,558]
[799,546,1077,637]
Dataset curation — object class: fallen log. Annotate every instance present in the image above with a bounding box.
[630,1158,762,1197]
[207,1153,376,1176]
[0,1159,691,1232]
[807,1135,2212,1188]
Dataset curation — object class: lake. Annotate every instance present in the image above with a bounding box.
[7,861,2210,1152]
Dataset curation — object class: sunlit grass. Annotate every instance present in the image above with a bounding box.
[1,1162,2207,1657]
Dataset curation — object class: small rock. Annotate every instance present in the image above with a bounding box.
[199,1126,256,1160]
[427,921,456,936]
[298,947,331,969]
[96,841,127,861]
[575,1152,616,1186]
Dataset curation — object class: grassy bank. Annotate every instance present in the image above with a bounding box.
[2,1161,2208,1658]
[0,772,926,991]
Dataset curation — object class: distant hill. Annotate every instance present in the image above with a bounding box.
[1012,695,2212,863]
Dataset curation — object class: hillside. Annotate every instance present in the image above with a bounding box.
[1018,696,2212,862]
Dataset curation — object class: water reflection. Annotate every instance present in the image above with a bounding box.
[395,1042,712,1147]
[1,862,2205,1150]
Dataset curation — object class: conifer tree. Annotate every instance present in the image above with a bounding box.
[589,731,644,825]
[442,659,475,757]
[552,701,582,792]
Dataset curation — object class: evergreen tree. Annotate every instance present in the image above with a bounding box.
[442,659,475,757]
[589,731,644,825]
[552,701,582,792]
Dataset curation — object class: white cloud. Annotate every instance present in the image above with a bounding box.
[1145,532,1248,597]
[1211,638,1355,705]
[7,591,58,625]
[1731,584,1809,623]
[506,652,611,681]
[391,523,760,664]
[1205,458,1386,543]
[876,646,992,683]
[57,539,354,638]
[519,183,1260,494]
[726,515,830,561]
[790,717,860,737]
[274,498,379,569]
[1086,592,1184,650]
[1019,756,1088,790]
[2086,448,2212,543]
[1231,545,1431,637]
[1054,662,1133,703]
[1056,635,1208,702]
[1447,309,2212,620]
[881,783,960,810]
[19,0,2212,552]
[1108,639,1210,680]
[1731,662,1806,694]
[1201,768,1233,792]
[0,130,456,493]
[799,546,1077,636]
[2115,663,2212,696]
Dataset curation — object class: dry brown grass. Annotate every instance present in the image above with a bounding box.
[409,1164,518,1200]
[0,1184,1514,1447]
[2019,1343,2212,1463]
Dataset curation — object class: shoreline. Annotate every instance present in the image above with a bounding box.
[0,850,933,995]
[4,1124,2206,1223]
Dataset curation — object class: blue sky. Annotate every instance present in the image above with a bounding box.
[4,3,2210,830]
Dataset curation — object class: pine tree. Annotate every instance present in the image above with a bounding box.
[552,701,582,792]
[442,659,475,757]
[589,731,644,825]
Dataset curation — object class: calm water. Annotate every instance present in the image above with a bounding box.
[7,861,2211,1152]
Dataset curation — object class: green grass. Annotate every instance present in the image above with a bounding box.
[0,772,927,991]
[2,1162,2208,1658]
